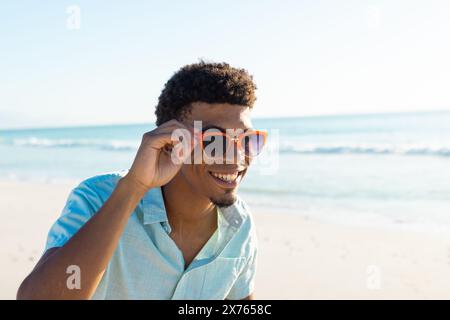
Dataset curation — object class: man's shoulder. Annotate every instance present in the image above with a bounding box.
[81,170,127,184]
[76,170,128,199]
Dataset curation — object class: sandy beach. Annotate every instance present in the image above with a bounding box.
[1,180,450,300]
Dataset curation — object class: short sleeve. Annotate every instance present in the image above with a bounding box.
[226,244,258,300]
[44,180,103,251]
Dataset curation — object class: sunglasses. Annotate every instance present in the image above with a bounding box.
[196,128,267,159]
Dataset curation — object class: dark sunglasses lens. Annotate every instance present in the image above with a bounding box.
[243,133,265,157]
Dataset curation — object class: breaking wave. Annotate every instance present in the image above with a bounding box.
[4,137,450,157]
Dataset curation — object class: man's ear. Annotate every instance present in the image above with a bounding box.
[162,144,173,155]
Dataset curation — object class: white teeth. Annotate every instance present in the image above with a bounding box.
[211,172,239,183]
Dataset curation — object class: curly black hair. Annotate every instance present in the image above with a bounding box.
[155,61,257,126]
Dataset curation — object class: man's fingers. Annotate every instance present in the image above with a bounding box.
[155,119,196,137]
[144,130,195,157]
[148,122,196,148]
[143,132,175,150]
[140,120,198,166]
[156,119,188,132]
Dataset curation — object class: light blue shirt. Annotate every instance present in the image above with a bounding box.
[45,171,258,300]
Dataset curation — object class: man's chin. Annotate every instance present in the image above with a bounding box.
[210,194,237,208]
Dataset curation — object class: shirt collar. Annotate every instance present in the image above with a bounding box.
[138,186,246,229]
[140,187,169,225]
[218,200,245,230]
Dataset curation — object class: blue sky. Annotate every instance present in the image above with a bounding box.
[1,0,450,128]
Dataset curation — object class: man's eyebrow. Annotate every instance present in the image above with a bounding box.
[202,124,226,132]
[202,124,252,132]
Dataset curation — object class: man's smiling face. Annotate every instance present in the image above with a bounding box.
[179,102,253,207]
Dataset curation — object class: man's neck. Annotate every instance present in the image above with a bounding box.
[162,173,217,236]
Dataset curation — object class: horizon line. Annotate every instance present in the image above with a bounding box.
[1,108,449,132]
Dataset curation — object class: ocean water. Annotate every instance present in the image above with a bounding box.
[1,111,450,233]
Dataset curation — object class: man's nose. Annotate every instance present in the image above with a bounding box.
[224,139,246,165]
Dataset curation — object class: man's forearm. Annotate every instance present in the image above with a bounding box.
[17,176,147,299]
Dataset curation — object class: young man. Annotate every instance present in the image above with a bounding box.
[17,61,265,300]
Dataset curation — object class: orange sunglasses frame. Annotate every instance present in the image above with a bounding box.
[195,129,268,158]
